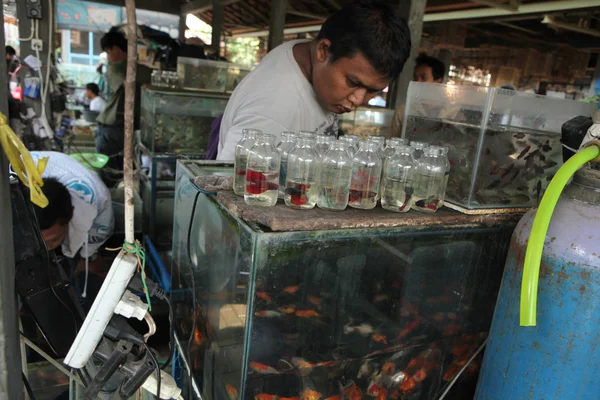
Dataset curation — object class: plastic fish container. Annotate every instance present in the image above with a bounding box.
[340,107,395,139]
[177,57,229,93]
[227,64,252,93]
[171,160,520,400]
[402,82,596,210]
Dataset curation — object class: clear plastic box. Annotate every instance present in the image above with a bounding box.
[402,82,596,210]
[340,107,394,139]
[177,57,229,92]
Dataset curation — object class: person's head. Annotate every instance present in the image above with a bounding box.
[101,27,127,63]
[312,0,411,114]
[414,54,445,83]
[5,46,16,61]
[33,178,74,251]
[85,83,100,99]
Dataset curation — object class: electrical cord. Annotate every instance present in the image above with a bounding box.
[142,342,161,400]
[186,190,201,397]
[437,338,488,400]
[22,371,36,400]
[18,20,35,42]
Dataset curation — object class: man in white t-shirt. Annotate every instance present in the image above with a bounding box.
[217,0,411,160]
[86,82,107,113]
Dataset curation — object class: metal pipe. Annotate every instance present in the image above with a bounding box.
[124,0,137,245]
[233,0,600,37]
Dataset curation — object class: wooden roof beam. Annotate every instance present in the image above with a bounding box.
[469,0,519,12]
[181,0,242,16]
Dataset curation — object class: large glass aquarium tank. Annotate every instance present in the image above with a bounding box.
[402,82,596,211]
[171,161,520,400]
[140,86,229,156]
[139,87,229,243]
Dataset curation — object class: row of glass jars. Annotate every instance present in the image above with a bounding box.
[233,130,450,213]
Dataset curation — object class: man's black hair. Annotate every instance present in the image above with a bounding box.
[33,178,74,230]
[86,82,100,96]
[100,27,127,53]
[316,0,411,79]
[416,54,446,82]
[5,46,16,56]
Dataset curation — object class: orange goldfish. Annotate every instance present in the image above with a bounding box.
[400,377,416,392]
[376,387,387,400]
[283,285,300,294]
[381,361,396,375]
[442,324,461,336]
[193,327,204,345]
[443,364,460,381]
[225,384,238,400]
[279,397,300,400]
[325,396,341,400]
[278,305,296,314]
[249,362,279,375]
[292,357,316,369]
[307,296,321,307]
[372,333,388,345]
[413,369,427,382]
[296,309,321,318]
[397,320,420,339]
[343,382,363,400]
[257,292,272,302]
[255,395,277,400]
[301,389,322,400]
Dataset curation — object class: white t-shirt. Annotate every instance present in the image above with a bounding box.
[31,151,114,258]
[217,40,338,160]
[89,96,107,113]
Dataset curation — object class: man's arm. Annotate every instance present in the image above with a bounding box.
[389,104,405,138]
[217,114,288,161]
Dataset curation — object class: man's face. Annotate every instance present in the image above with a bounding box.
[41,223,68,251]
[414,64,441,83]
[6,54,14,62]
[85,89,93,99]
[312,40,389,114]
[105,46,126,63]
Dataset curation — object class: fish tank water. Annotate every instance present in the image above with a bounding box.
[140,86,229,156]
[171,160,520,400]
[402,82,596,210]
[340,107,395,139]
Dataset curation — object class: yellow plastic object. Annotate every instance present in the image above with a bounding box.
[0,113,49,208]
[520,144,600,326]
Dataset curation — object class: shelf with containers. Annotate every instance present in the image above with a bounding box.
[139,86,229,244]
[340,107,395,139]
[402,82,596,211]
[170,160,521,400]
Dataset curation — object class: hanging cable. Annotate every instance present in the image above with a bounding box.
[142,342,161,400]
[18,20,36,42]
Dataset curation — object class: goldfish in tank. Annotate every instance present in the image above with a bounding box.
[256,292,272,302]
[372,333,388,345]
[225,384,238,400]
[255,310,283,318]
[301,389,322,400]
[295,309,321,318]
[249,362,279,375]
[307,296,321,307]
[278,305,296,314]
[255,394,278,400]
[283,285,300,294]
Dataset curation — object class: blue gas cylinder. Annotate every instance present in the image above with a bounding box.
[476,167,600,399]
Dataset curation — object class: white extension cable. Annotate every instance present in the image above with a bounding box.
[18,20,35,42]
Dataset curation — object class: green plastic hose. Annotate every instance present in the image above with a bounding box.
[520,144,600,327]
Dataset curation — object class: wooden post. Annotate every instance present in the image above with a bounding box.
[124,0,137,245]
[212,0,225,55]
[0,4,23,399]
[392,0,427,109]
[268,0,287,51]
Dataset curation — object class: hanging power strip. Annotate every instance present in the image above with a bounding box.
[26,0,43,19]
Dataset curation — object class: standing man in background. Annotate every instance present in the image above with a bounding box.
[95,27,151,183]
[390,54,446,137]
[85,83,106,113]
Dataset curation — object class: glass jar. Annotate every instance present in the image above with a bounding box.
[381,145,415,213]
[317,140,353,211]
[412,146,448,212]
[367,136,386,159]
[384,138,408,158]
[349,141,383,210]
[277,131,297,199]
[284,136,319,209]
[245,133,281,207]
[233,129,261,196]
[410,141,429,161]
[151,70,161,86]
[314,134,333,159]
[429,145,450,205]
[298,131,316,142]
[340,136,357,158]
